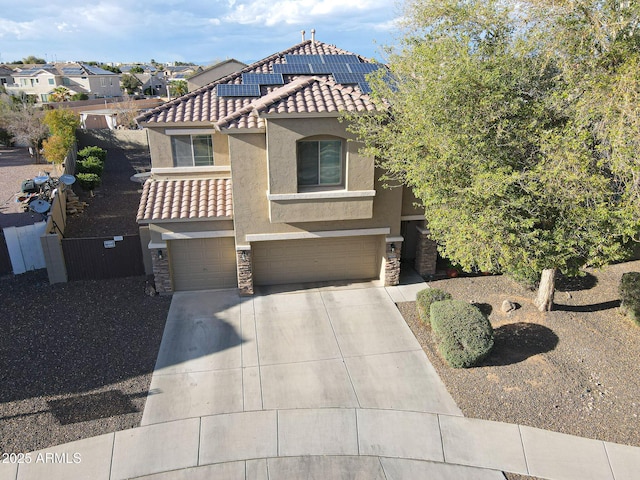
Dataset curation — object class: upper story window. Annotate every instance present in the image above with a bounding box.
[171,134,214,167]
[48,78,54,85]
[297,138,343,188]
[62,77,71,86]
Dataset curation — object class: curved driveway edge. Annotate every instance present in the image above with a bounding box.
[3,408,640,480]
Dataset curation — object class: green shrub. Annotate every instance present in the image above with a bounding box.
[416,288,452,325]
[76,173,101,191]
[619,272,640,326]
[76,156,104,176]
[430,300,494,368]
[78,146,107,162]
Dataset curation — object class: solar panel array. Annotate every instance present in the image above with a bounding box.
[242,73,284,85]
[217,84,261,97]
[217,54,383,97]
[61,67,84,75]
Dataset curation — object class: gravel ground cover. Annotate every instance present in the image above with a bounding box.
[63,146,148,237]
[398,261,640,453]
[0,270,171,453]
[0,147,54,229]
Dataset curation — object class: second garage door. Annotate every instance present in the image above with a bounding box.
[169,237,237,291]
[252,236,382,286]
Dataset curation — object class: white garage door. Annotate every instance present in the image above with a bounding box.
[252,236,382,286]
[169,237,237,291]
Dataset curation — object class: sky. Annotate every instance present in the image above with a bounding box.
[0,0,403,66]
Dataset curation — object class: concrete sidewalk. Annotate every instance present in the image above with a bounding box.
[2,276,639,480]
[3,407,639,480]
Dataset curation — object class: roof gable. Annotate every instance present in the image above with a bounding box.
[137,40,384,129]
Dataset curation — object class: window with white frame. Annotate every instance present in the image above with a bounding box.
[171,134,214,167]
[297,138,344,188]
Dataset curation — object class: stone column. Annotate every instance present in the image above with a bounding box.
[236,247,254,296]
[415,227,438,276]
[150,248,172,294]
[384,240,402,286]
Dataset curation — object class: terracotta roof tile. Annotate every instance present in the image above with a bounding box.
[137,40,384,128]
[136,178,232,223]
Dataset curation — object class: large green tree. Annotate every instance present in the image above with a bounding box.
[349,0,640,310]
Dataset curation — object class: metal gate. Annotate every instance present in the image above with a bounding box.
[62,234,144,281]
[0,231,11,275]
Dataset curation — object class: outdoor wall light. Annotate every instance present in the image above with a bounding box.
[241,250,248,261]
[158,250,163,260]
[390,243,396,253]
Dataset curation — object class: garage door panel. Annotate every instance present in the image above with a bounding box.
[170,237,237,291]
[253,236,381,286]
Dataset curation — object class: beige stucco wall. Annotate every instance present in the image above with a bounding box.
[266,117,373,195]
[401,186,425,217]
[147,127,229,170]
[228,129,403,244]
[148,220,235,244]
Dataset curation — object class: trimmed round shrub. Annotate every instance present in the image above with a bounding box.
[76,173,101,191]
[619,272,640,326]
[78,146,107,162]
[76,156,104,176]
[416,288,452,325]
[430,300,494,368]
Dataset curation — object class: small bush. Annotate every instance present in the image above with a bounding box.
[416,288,452,325]
[78,146,107,162]
[76,173,101,191]
[430,300,494,368]
[619,272,640,326]
[76,156,104,176]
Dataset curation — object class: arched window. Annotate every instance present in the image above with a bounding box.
[296,137,344,188]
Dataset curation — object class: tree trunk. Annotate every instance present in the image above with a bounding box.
[534,268,557,312]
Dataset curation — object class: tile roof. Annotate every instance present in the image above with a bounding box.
[136,178,233,223]
[137,40,384,129]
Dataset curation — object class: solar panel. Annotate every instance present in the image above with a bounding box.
[322,54,361,64]
[217,84,261,97]
[312,63,351,74]
[61,68,84,75]
[347,63,381,74]
[284,54,324,64]
[272,63,313,74]
[84,64,114,75]
[242,73,284,85]
[358,82,372,94]
[332,72,367,84]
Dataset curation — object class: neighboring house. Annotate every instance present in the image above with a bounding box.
[134,73,168,97]
[187,59,246,92]
[0,65,15,88]
[163,65,199,80]
[6,63,121,103]
[136,39,437,295]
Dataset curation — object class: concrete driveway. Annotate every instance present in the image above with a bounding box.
[141,283,462,425]
[6,280,639,480]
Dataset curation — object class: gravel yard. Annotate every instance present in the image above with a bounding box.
[398,261,640,452]
[0,271,171,453]
[0,141,167,454]
[0,147,54,229]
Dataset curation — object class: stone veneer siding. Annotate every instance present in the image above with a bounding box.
[415,228,438,276]
[236,249,254,296]
[384,241,402,286]
[151,249,172,294]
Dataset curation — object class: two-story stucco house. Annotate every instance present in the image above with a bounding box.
[135,39,437,295]
[7,63,121,103]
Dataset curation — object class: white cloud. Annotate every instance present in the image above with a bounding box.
[222,0,389,27]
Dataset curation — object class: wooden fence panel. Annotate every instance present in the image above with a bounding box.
[62,234,144,281]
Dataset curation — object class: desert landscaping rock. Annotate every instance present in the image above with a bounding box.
[501,299,518,313]
[399,260,640,451]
